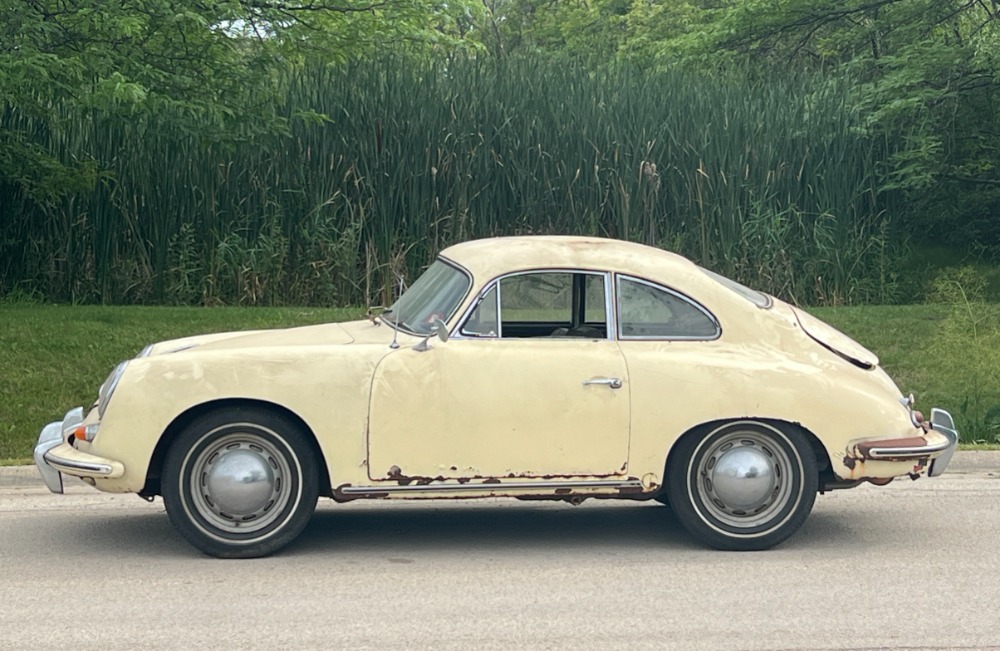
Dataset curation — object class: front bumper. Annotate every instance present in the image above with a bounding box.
[34,407,125,494]
[846,407,960,478]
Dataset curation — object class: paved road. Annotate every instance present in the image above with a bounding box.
[2,454,999,650]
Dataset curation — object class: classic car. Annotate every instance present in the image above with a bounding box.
[34,236,959,557]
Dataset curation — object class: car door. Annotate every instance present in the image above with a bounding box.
[366,270,630,482]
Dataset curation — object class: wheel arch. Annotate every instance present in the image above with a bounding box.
[141,398,333,498]
[661,418,834,494]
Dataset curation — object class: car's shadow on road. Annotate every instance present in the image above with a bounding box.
[67,499,863,559]
[298,501,697,554]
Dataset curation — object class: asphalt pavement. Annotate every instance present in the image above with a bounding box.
[1,453,998,650]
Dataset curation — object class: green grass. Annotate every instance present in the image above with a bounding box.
[814,304,1000,445]
[1,303,996,463]
[0,305,363,462]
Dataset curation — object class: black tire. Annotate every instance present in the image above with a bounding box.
[666,420,817,551]
[162,407,319,558]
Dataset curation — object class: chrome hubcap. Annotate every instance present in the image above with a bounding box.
[206,449,276,515]
[711,446,776,509]
[696,430,793,529]
[188,432,293,534]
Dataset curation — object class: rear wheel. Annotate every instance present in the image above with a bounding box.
[666,421,817,551]
[162,407,319,558]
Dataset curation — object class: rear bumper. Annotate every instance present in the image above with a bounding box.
[34,407,125,494]
[845,408,959,477]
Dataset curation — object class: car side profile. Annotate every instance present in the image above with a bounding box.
[35,236,958,557]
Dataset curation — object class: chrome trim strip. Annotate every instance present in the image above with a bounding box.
[605,271,618,341]
[43,450,114,476]
[496,280,504,338]
[865,438,953,459]
[340,479,643,495]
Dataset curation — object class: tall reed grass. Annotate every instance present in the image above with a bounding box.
[0,58,901,306]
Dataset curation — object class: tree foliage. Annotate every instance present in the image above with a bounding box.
[469,0,1000,249]
[0,0,479,204]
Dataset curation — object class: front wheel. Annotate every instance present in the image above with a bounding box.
[666,421,817,551]
[162,407,319,558]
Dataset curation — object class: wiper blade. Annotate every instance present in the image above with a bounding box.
[384,312,413,332]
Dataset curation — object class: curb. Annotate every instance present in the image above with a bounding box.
[0,465,48,488]
[3,450,998,489]
[945,450,1000,474]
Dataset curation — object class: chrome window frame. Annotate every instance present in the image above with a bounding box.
[614,274,721,341]
[452,268,615,341]
[458,282,502,338]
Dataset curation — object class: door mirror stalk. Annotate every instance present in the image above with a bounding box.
[414,318,449,352]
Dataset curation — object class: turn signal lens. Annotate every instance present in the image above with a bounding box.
[71,424,100,442]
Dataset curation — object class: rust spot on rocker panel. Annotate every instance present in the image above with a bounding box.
[387,462,627,485]
[386,465,414,486]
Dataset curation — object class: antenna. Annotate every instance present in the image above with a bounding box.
[389,274,406,350]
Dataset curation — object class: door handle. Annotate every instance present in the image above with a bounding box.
[582,377,622,389]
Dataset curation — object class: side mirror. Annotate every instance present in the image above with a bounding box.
[434,318,449,342]
[414,318,449,352]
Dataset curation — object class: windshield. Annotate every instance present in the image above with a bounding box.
[700,267,773,309]
[384,259,471,335]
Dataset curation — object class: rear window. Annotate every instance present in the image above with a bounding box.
[700,267,772,309]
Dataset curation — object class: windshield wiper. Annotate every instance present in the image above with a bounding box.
[383,311,414,333]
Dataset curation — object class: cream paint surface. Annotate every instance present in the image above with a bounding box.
[54,236,948,499]
[368,339,630,480]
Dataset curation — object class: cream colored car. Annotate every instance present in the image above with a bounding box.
[35,236,958,557]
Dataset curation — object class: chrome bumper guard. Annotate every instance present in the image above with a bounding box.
[34,407,124,494]
[927,408,959,477]
[33,407,85,494]
[861,407,959,476]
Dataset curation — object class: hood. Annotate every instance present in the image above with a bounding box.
[792,307,879,369]
[141,319,405,357]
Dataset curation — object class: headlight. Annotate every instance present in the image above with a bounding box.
[98,361,129,418]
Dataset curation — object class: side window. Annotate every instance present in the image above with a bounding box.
[461,285,499,337]
[617,277,719,339]
[459,272,610,339]
[501,273,573,324]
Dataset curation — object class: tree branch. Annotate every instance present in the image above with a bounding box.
[240,0,392,13]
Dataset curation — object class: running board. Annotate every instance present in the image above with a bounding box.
[339,479,643,496]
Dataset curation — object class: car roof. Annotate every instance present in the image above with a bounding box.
[439,236,700,283]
